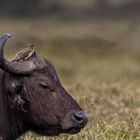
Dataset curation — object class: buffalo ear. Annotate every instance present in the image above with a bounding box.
[7,80,22,97]
[12,94,28,112]
[7,81,28,112]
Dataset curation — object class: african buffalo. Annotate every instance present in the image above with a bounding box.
[0,33,88,140]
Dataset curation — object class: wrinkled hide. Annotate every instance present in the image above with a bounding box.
[0,70,27,140]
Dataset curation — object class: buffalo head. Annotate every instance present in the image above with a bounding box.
[0,33,88,139]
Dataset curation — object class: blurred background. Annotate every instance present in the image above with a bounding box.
[0,0,140,139]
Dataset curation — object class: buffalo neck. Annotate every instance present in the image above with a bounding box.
[0,71,27,140]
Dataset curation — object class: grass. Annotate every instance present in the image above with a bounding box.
[0,19,140,140]
[19,45,140,140]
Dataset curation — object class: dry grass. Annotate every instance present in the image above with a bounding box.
[0,19,140,140]
[19,45,140,140]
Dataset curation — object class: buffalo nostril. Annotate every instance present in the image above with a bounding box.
[73,111,88,124]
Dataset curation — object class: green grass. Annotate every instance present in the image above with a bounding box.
[0,19,140,140]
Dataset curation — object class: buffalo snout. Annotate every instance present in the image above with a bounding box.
[73,111,88,127]
[61,110,88,134]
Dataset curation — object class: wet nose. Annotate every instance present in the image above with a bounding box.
[73,111,88,126]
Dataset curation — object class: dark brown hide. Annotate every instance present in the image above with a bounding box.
[0,34,88,140]
[0,70,27,140]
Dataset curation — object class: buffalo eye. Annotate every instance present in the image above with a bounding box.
[39,82,55,92]
[39,82,49,88]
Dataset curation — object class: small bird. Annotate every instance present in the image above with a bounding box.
[13,43,35,62]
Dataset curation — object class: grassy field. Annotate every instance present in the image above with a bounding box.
[0,19,140,140]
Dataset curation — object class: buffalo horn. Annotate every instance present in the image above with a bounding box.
[0,33,36,75]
